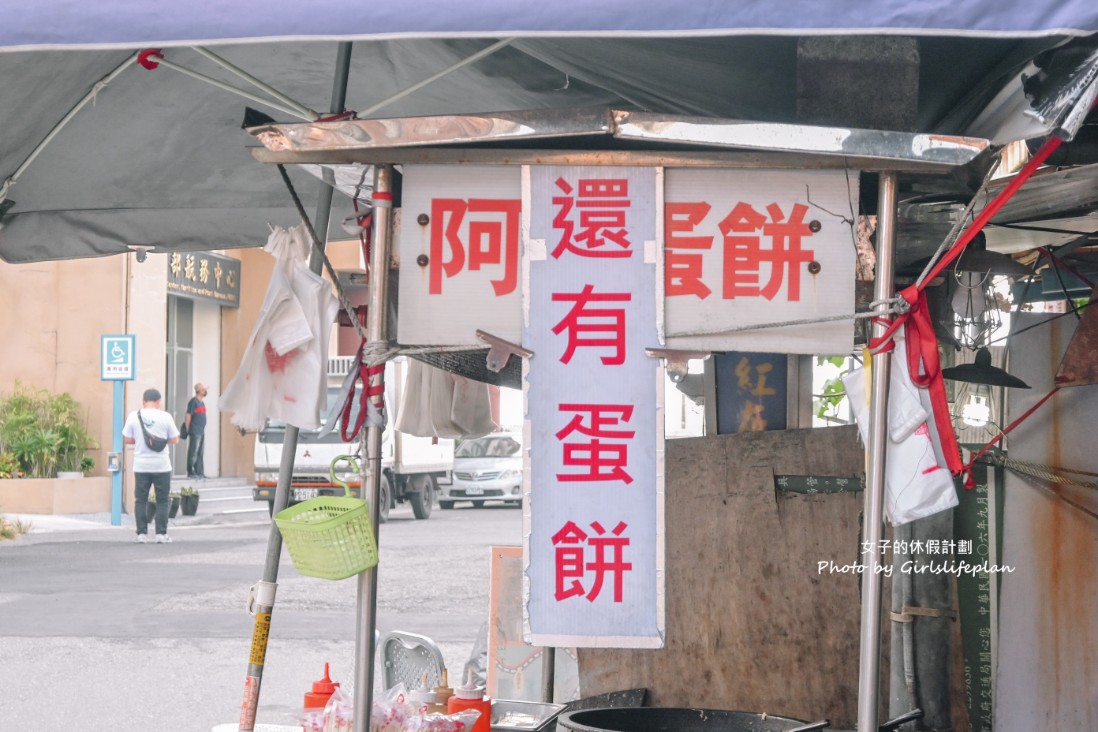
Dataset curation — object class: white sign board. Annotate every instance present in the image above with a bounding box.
[663,169,857,353]
[523,166,665,649]
[397,165,522,345]
[100,334,136,381]
[397,166,857,355]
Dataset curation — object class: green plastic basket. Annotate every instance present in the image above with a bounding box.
[273,455,379,580]
[275,495,378,580]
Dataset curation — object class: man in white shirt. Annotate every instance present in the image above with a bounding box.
[122,388,180,543]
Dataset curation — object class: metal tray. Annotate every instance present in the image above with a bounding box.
[491,699,566,731]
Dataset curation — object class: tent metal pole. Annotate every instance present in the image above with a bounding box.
[358,38,515,117]
[856,170,898,732]
[0,52,137,204]
[192,46,321,120]
[353,163,393,732]
[237,42,353,732]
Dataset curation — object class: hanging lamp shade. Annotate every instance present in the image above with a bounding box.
[903,231,1034,278]
[941,347,1031,388]
[953,240,1033,277]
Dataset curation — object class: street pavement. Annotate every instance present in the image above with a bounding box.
[0,484,524,731]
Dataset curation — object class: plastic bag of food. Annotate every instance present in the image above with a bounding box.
[370,684,415,732]
[323,685,355,732]
[403,709,481,732]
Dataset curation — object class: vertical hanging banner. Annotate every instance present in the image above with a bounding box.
[663,169,857,354]
[397,165,523,345]
[523,165,665,649]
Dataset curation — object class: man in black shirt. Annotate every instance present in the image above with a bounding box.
[185,383,209,479]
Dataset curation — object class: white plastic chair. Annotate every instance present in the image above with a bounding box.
[380,630,447,691]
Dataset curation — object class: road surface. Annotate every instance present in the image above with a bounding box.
[0,488,523,731]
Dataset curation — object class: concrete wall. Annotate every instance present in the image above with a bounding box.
[2,238,371,496]
[0,477,111,514]
[0,255,127,479]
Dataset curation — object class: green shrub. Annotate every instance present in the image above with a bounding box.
[0,383,95,478]
[0,452,22,479]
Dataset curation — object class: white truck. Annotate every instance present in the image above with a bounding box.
[252,356,454,521]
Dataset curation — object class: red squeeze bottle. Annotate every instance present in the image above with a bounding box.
[447,669,491,732]
[304,662,340,708]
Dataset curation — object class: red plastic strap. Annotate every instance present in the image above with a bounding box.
[137,49,163,70]
[915,136,1064,290]
[315,111,357,123]
[365,364,385,407]
[372,192,393,202]
[337,345,387,442]
[960,386,1062,488]
[901,292,964,476]
[868,316,904,354]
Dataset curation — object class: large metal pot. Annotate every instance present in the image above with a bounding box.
[555,707,923,732]
[556,707,811,732]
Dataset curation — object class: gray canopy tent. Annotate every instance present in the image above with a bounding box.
[4,5,1098,732]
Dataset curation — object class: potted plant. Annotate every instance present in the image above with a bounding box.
[80,456,95,476]
[146,491,181,522]
[180,486,200,516]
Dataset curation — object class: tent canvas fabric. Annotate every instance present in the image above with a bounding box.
[3,32,1097,264]
[3,1,1098,50]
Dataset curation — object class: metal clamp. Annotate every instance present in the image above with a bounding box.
[247,581,278,615]
[476,330,534,373]
[645,348,710,383]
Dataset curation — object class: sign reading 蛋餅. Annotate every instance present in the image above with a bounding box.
[100,334,136,381]
[166,251,241,307]
[663,169,857,354]
[397,165,522,345]
[524,166,665,649]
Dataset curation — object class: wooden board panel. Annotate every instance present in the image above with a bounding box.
[577,426,865,726]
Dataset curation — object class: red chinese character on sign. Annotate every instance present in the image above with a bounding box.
[664,202,713,298]
[587,521,632,602]
[552,520,632,602]
[556,403,635,484]
[552,177,632,259]
[718,202,814,301]
[551,521,588,600]
[429,198,521,296]
[552,285,631,365]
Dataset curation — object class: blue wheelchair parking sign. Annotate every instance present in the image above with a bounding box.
[101,335,136,381]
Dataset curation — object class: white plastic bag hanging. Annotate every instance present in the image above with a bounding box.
[221,224,339,431]
[427,364,464,438]
[451,375,497,437]
[843,335,959,526]
[394,359,435,437]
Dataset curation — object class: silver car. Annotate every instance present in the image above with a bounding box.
[439,433,523,508]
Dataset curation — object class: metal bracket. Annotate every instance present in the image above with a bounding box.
[476,330,533,373]
[645,348,710,383]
